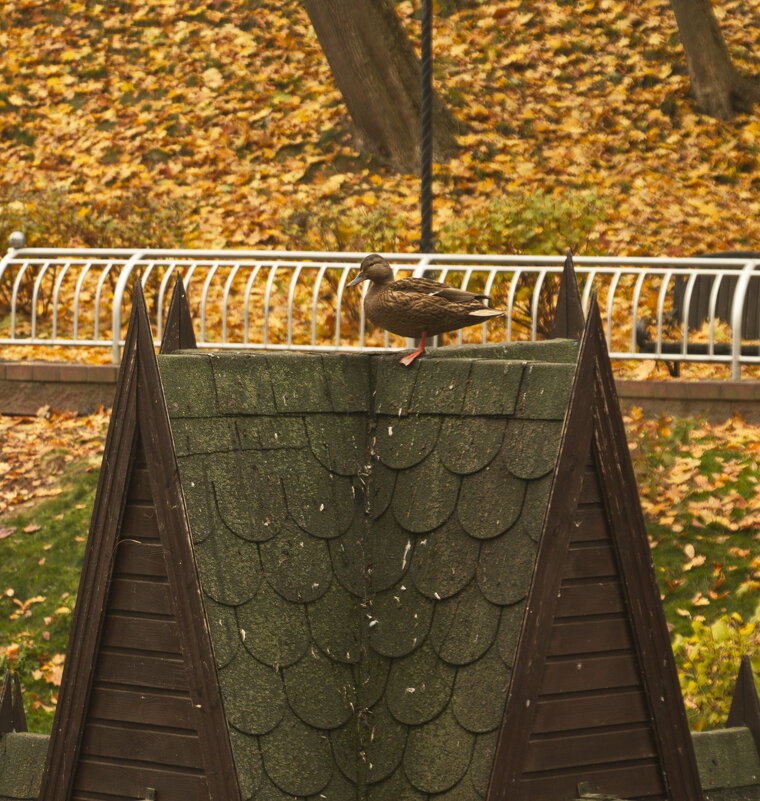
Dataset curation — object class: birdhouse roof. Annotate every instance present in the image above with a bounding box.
[37,273,703,801]
[155,343,578,799]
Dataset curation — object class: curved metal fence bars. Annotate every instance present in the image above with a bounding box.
[0,241,758,379]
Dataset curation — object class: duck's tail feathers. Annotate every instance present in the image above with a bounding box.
[469,308,505,318]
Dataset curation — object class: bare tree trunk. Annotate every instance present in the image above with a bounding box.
[301,0,459,172]
[669,0,759,119]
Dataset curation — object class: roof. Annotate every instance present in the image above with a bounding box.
[156,341,578,800]
[0,732,49,801]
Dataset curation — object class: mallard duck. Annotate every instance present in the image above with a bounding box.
[348,253,505,366]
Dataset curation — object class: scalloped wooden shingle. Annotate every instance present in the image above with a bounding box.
[367,509,415,593]
[306,580,363,664]
[228,729,263,799]
[477,527,537,606]
[370,580,434,659]
[259,707,334,795]
[281,454,357,539]
[193,526,260,606]
[259,523,333,603]
[218,650,285,736]
[403,707,475,793]
[306,414,366,476]
[374,414,441,470]
[236,582,310,668]
[363,700,407,784]
[457,460,526,539]
[282,648,355,730]
[386,641,456,726]
[203,596,241,668]
[438,417,506,475]
[210,451,284,542]
[366,767,425,801]
[429,582,502,666]
[451,646,511,733]
[410,518,479,600]
[392,452,460,534]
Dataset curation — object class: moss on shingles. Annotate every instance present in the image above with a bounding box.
[156,345,578,800]
[158,352,217,417]
[0,733,49,800]
[514,362,576,420]
[427,339,579,363]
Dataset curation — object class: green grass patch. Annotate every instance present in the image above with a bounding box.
[0,463,99,732]
[652,522,758,636]
[629,413,760,639]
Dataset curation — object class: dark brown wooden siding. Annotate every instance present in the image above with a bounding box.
[517,455,667,801]
[71,442,210,801]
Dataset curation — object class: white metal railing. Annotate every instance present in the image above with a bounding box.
[1,237,758,379]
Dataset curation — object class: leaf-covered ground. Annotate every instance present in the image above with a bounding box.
[0,0,758,255]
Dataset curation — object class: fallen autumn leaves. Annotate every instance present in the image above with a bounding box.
[0,407,108,518]
[0,0,759,255]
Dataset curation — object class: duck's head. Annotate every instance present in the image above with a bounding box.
[348,253,394,287]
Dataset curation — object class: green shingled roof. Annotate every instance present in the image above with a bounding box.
[157,344,578,801]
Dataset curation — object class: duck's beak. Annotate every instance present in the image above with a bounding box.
[348,272,366,287]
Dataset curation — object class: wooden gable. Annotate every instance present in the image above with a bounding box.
[488,294,704,800]
[37,285,240,801]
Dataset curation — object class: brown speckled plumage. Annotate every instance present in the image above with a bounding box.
[348,254,504,365]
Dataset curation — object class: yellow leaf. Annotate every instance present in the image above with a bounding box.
[203,68,224,89]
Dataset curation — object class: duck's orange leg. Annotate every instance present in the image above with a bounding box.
[399,331,427,367]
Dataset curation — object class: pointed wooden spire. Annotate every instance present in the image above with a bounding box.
[550,249,585,339]
[11,672,26,732]
[0,672,12,733]
[727,655,760,752]
[39,280,240,801]
[38,285,146,800]
[159,274,196,354]
[0,671,27,733]
[491,287,705,801]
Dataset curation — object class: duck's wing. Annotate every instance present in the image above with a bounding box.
[391,277,489,302]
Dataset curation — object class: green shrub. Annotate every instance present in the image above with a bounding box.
[281,201,411,253]
[281,189,607,257]
[0,185,193,250]
[437,189,606,255]
[673,606,760,730]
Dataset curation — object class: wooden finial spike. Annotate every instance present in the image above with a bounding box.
[0,671,25,733]
[160,275,197,355]
[550,249,585,340]
[726,655,760,753]
[0,672,12,734]
[11,672,27,732]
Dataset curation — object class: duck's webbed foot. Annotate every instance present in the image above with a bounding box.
[399,331,427,367]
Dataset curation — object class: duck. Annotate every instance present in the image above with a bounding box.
[348,253,505,366]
